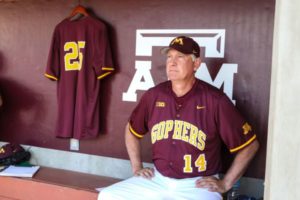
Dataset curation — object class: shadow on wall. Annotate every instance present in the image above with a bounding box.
[0,51,46,144]
[87,7,118,135]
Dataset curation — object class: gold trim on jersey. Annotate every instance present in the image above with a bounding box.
[230,134,257,153]
[44,73,58,81]
[102,67,114,71]
[129,125,144,138]
[97,72,112,80]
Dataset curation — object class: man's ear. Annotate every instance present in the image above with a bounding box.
[194,58,201,72]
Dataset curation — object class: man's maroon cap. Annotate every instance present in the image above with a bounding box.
[161,36,200,58]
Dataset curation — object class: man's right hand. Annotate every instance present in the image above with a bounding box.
[134,167,155,179]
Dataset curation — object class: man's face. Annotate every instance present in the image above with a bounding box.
[166,49,200,82]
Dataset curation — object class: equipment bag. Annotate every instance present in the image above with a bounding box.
[0,143,31,166]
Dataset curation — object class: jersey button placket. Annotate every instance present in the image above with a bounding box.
[175,104,182,119]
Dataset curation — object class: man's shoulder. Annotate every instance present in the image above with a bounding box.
[195,79,225,99]
[141,81,170,100]
[148,81,170,92]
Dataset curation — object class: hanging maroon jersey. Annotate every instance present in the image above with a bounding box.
[45,16,114,139]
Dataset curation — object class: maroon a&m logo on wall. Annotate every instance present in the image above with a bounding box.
[122,29,238,104]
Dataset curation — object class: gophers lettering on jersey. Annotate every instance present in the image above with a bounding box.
[151,120,206,151]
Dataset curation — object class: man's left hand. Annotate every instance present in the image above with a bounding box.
[195,176,227,193]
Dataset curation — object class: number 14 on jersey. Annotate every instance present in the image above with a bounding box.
[183,154,207,173]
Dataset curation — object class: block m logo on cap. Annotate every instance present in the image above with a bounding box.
[171,38,184,45]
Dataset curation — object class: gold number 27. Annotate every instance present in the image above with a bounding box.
[64,41,86,71]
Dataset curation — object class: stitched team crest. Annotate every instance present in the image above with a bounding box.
[242,123,252,135]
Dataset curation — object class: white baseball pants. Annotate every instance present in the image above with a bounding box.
[98,169,222,200]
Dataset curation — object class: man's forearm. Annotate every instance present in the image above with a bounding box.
[125,123,143,173]
[222,139,260,191]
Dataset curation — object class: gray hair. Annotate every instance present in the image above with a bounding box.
[191,54,196,62]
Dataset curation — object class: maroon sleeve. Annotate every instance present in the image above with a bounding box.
[216,95,257,153]
[93,24,114,80]
[45,27,60,81]
[128,92,150,138]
